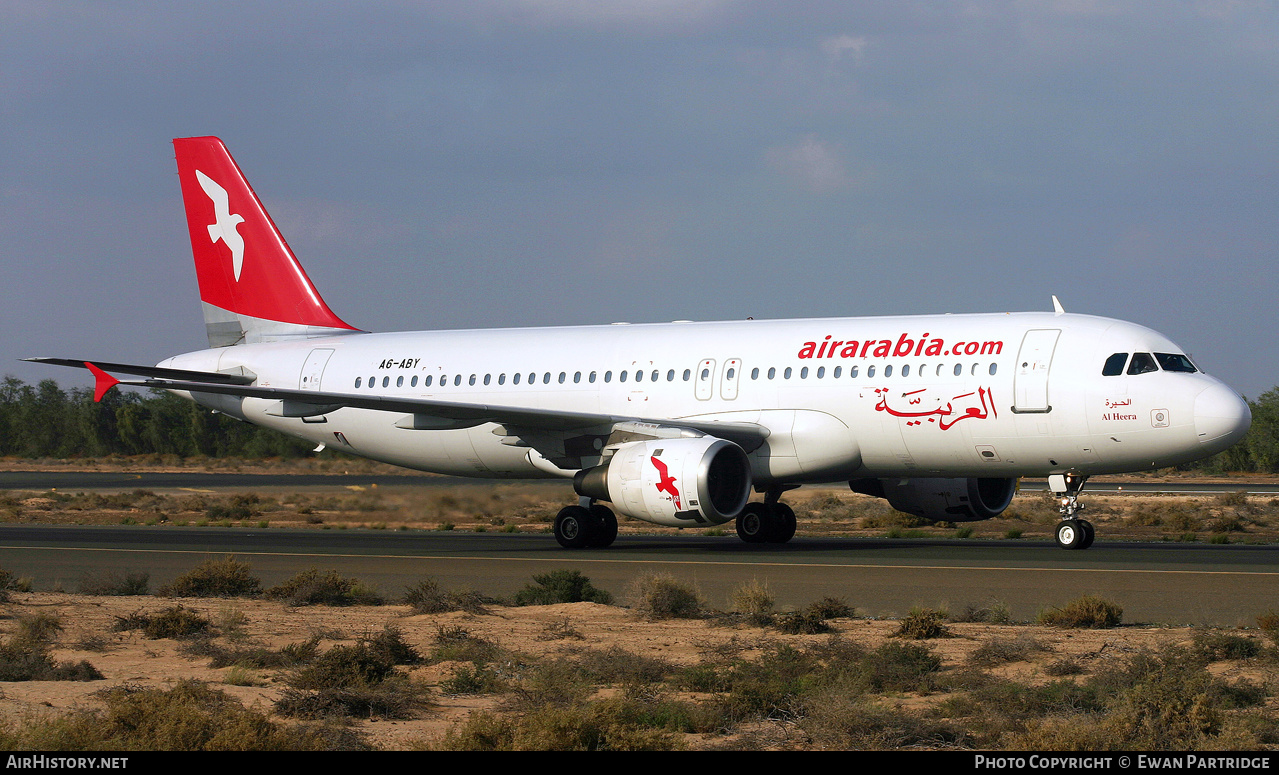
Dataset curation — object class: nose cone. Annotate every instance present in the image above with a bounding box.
[1194,382,1251,452]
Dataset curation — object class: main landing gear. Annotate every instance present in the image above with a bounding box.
[1051,473,1095,550]
[553,498,618,549]
[736,486,797,544]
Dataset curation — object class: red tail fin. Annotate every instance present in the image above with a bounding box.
[173,137,358,346]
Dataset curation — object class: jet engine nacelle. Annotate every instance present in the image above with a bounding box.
[851,477,1018,523]
[574,437,752,527]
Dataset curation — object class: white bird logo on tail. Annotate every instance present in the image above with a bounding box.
[195,170,246,281]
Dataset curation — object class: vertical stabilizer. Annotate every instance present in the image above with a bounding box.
[173,136,360,347]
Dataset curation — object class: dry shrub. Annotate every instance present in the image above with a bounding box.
[265,568,382,606]
[430,624,500,663]
[628,573,704,620]
[278,638,429,720]
[801,690,965,750]
[1037,595,1123,629]
[0,614,103,682]
[77,680,371,750]
[435,701,687,751]
[729,579,775,625]
[403,577,488,614]
[78,569,150,596]
[952,599,1012,624]
[158,556,262,598]
[894,608,950,639]
[968,635,1050,667]
[1257,611,1279,645]
[515,569,613,606]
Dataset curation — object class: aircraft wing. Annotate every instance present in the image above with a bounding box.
[36,360,770,454]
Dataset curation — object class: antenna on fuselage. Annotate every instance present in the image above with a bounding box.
[1051,295,1065,316]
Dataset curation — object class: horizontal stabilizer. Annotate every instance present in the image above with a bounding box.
[23,358,256,385]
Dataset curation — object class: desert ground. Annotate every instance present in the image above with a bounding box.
[1,458,1277,750]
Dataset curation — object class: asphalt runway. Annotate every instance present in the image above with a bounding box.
[1,524,1275,627]
[2,471,1276,494]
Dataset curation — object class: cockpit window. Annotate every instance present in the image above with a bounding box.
[1155,353,1197,373]
[1127,352,1158,375]
[1102,353,1128,376]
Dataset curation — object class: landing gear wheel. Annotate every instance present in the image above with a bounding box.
[769,502,796,544]
[588,504,617,548]
[1055,519,1086,550]
[736,503,774,543]
[1079,520,1095,549]
[554,505,597,549]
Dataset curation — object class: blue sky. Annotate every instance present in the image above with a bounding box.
[2,1,1276,399]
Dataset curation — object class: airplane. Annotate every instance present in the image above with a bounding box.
[28,136,1252,550]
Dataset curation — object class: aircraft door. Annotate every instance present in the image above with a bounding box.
[299,348,335,391]
[695,359,715,401]
[1012,330,1059,412]
[720,358,742,400]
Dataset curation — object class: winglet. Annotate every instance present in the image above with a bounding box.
[84,362,120,402]
[1051,295,1065,316]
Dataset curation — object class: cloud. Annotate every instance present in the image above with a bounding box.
[820,34,867,65]
[764,135,854,192]
[433,0,734,30]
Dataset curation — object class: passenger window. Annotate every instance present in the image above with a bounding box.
[355,377,362,388]
[1128,353,1158,375]
[543,372,551,384]
[901,365,910,377]
[498,374,506,385]
[768,367,776,380]
[468,374,476,386]
[833,366,841,378]
[397,376,404,387]
[784,367,792,379]
[727,367,736,380]
[667,369,675,381]
[635,370,643,383]
[700,368,710,380]
[884,365,893,377]
[867,365,876,378]
[589,371,596,383]
[605,371,612,383]
[455,375,462,386]
[1102,353,1128,376]
[558,372,566,384]
[800,367,808,379]
[652,370,659,382]
[751,367,759,380]
[849,365,858,378]
[816,366,824,378]
[484,374,491,385]
[989,363,997,376]
[683,369,691,381]
[620,370,628,383]
[425,375,433,387]
[513,373,521,385]
[953,364,962,377]
[573,372,580,383]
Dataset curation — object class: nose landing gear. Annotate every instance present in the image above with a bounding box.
[1050,473,1094,550]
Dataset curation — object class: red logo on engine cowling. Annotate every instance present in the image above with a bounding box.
[651,456,682,510]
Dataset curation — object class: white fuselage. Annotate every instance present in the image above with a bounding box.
[159,310,1250,486]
